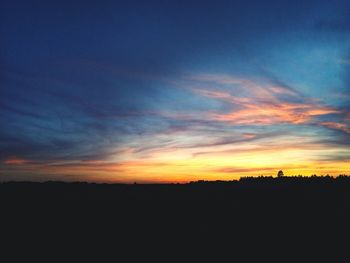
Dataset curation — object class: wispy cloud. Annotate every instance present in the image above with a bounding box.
[185,74,348,133]
[319,122,350,133]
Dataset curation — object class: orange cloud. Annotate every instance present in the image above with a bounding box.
[242,133,257,139]
[190,74,341,127]
[209,103,338,125]
[4,158,30,165]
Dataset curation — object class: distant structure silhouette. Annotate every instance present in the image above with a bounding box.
[277,170,284,177]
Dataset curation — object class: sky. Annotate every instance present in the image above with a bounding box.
[1,0,350,183]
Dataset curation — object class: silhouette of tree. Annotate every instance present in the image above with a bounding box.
[277,170,284,177]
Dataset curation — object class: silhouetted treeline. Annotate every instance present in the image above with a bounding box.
[190,174,350,184]
[240,174,350,181]
[1,175,350,261]
[1,175,350,202]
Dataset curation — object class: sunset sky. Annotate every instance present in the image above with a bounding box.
[1,0,350,183]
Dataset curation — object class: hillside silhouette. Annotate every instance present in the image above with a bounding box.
[1,175,350,260]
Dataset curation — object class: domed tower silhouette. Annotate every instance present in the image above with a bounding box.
[277,170,284,177]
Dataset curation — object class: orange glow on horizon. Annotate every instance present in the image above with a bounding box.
[1,137,348,183]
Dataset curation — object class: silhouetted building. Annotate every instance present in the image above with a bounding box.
[277,170,284,177]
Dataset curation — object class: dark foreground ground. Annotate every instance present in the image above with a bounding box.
[1,176,350,261]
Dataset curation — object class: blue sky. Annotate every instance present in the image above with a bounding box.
[1,0,350,182]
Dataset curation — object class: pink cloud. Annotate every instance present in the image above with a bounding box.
[320,122,350,133]
[189,74,342,127]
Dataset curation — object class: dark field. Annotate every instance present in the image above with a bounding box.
[1,176,350,260]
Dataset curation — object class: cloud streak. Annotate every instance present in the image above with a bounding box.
[186,74,348,133]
